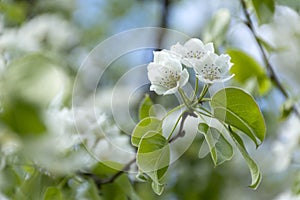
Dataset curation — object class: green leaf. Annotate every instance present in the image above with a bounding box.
[43,187,64,200]
[210,87,266,146]
[151,182,164,196]
[14,171,56,200]
[115,174,140,200]
[198,123,233,166]
[229,129,262,189]
[131,117,162,147]
[0,99,46,136]
[280,98,297,120]
[203,8,231,47]
[0,2,28,25]
[252,0,275,24]
[85,180,102,200]
[137,131,170,195]
[100,173,140,200]
[136,170,150,182]
[227,49,271,95]
[139,94,155,120]
[101,181,127,200]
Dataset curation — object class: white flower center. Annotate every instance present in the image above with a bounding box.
[185,50,205,59]
[158,69,181,89]
[199,63,222,81]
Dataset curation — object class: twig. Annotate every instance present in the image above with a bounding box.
[168,111,197,143]
[79,158,136,188]
[240,0,300,117]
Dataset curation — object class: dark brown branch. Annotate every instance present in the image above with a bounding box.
[240,0,300,117]
[79,158,136,188]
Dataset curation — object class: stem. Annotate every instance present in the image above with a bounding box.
[167,112,184,141]
[196,105,212,116]
[192,78,199,100]
[168,111,197,143]
[201,98,211,102]
[197,84,209,103]
[162,104,185,121]
[190,84,210,108]
[179,88,191,109]
[240,0,300,118]
[195,109,213,118]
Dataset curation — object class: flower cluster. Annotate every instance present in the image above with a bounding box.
[147,38,234,95]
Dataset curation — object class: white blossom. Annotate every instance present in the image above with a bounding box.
[271,115,300,172]
[274,190,300,200]
[0,14,79,53]
[193,52,233,84]
[258,6,300,95]
[170,38,214,68]
[147,51,189,95]
[25,93,135,174]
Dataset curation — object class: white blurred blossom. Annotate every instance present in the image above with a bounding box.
[0,14,79,53]
[28,95,134,174]
[271,115,300,172]
[274,190,300,200]
[148,50,189,95]
[74,105,135,164]
[0,193,9,200]
[258,6,300,94]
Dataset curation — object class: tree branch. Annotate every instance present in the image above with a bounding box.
[240,0,300,117]
[78,158,136,188]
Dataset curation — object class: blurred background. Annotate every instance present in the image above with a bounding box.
[0,0,300,199]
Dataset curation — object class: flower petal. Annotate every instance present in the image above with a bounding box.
[179,68,189,87]
[150,84,168,95]
[163,84,179,95]
[153,50,179,64]
[204,42,215,53]
[214,74,235,82]
[184,38,205,51]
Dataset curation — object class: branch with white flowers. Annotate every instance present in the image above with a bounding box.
[81,37,266,195]
[240,0,300,117]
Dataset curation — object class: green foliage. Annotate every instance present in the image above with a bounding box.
[228,49,271,95]
[139,94,155,120]
[0,1,28,26]
[91,161,124,178]
[252,0,275,24]
[0,99,46,136]
[101,174,139,200]
[211,87,266,146]
[131,117,162,147]
[198,123,233,166]
[43,187,64,200]
[229,128,262,189]
[280,98,297,120]
[13,170,57,200]
[91,162,140,199]
[137,131,170,195]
